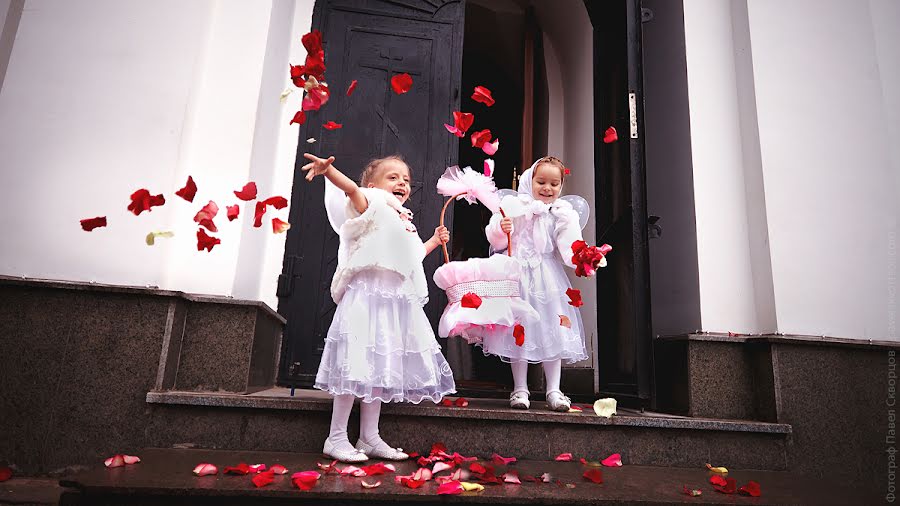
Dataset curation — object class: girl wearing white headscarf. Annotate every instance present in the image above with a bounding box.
[481,156,589,411]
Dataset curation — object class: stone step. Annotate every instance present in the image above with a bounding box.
[57,448,873,505]
[145,388,792,471]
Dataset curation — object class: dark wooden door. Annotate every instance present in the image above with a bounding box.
[585,0,653,405]
[277,0,465,386]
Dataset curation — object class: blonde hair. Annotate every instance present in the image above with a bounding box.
[534,155,568,184]
[359,155,408,186]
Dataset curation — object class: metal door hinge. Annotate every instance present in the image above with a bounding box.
[629,92,638,139]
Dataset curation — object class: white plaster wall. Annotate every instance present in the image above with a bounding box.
[746,0,899,340]
[0,0,314,309]
[532,0,596,367]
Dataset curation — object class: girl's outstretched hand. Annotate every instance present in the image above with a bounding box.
[301,153,335,181]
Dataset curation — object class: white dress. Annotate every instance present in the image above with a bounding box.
[479,195,589,364]
[314,186,456,403]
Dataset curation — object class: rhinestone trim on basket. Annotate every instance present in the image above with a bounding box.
[446,280,520,303]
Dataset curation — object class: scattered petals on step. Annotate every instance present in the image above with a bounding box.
[471,86,495,107]
[502,470,521,484]
[682,485,702,496]
[104,455,126,468]
[461,292,482,309]
[470,129,492,149]
[491,453,517,466]
[709,475,727,487]
[234,182,257,201]
[270,464,288,475]
[513,324,525,346]
[579,458,601,467]
[566,288,583,307]
[441,398,453,406]
[559,315,572,328]
[432,461,455,474]
[554,453,573,462]
[437,480,464,495]
[453,397,469,407]
[194,201,219,232]
[430,442,448,456]
[413,467,433,481]
[601,453,622,467]
[290,111,306,126]
[346,80,358,96]
[249,464,267,473]
[602,126,618,143]
[291,471,320,491]
[196,229,220,252]
[175,176,197,203]
[482,138,499,156]
[568,405,583,413]
[706,463,729,475]
[192,463,218,476]
[280,88,293,103]
[80,216,107,232]
[400,477,426,489]
[339,465,361,476]
[359,462,395,476]
[226,205,239,221]
[593,398,617,418]
[469,462,487,475]
[738,480,761,497]
[484,158,494,177]
[449,452,477,464]
[252,470,275,488]
[127,189,166,216]
[0,467,11,482]
[322,121,343,130]
[272,217,291,234]
[361,479,381,488]
[123,455,141,465]
[712,477,737,494]
[582,469,604,484]
[390,73,413,94]
[461,481,485,492]
[224,463,252,475]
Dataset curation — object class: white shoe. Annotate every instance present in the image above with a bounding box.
[509,390,530,409]
[323,437,369,463]
[546,390,571,412]
[356,438,409,461]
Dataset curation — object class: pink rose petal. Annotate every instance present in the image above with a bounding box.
[555,453,573,462]
[601,453,622,467]
[192,463,218,476]
[482,138,499,156]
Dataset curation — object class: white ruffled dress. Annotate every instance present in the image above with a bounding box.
[313,185,456,403]
[479,195,589,364]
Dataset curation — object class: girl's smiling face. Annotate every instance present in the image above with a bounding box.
[368,159,411,204]
[531,162,563,204]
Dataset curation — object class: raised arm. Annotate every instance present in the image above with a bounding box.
[301,153,368,214]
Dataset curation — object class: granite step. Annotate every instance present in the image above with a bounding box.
[144,388,792,471]
[57,448,874,505]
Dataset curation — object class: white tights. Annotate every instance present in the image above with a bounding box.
[327,391,388,450]
[511,358,562,394]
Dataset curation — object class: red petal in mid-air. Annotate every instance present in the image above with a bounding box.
[323,121,343,130]
[234,182,257,201]
[127,189,166,216]
[80,216,107,231]
[272,218,291,234]
[566,288,583,307]
[346,80,358,96]
[461,292,482,309]
[197,228,221,252]
[513,324,525,346]
[390,73,413,94]
[482,138,499,156]
[582,469,603,484]
[193,201,219,232]
[470,129,492,148]
[559,315,572,328]
[472,86,495,106]
[290,110,306,126]
[226,205,239,221]
[453,111,474,134]
[263,196,288,209]
[603,126,618,143]
[175,176,197,202]
[302,83,331,112]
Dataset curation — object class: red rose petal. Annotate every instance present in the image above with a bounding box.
[223,463,252,475]
[127,189,166,216]
[252,470,275,488]
[290,110,306,126]
[440,398,453,406]
[270,464,288,475]
[123,455,141,465]
[469,462,486,474]
[104,455,126,468]
[601,453,622,467]
[193,201,219,232]
[482,138,499,156]
[491,453,517,465]
[302,84,330,112]
[713,477,737,494]
[709,475,727,486]
[322,121,342,130]
[472,86,495,107]
[513,324,525,346]
[559,315,572,328]
[566,288,583,307]
[555,453,573,462]
[400,477,426,489]
[470,129,492,148]
[390,73,413,94]
[603,126,618,143]
[454,397,468,407]
[0,467,11,482]
[460,292,482,309]
[564,167,571,175]
[272,217,291,234]
[197,228,221,252]
[263,196,288,209]
[234,182,257,201]
[346,80,358,96]
[226,205,239,221]
[175,176,197,202]
[738,480,761,497]
[582,469,603,484]
[453,111,474,134]
[80,216,107,231]
[430,442,448,455]
[436,480,463,495]
[359,462,395,476]
[291,471,320,491]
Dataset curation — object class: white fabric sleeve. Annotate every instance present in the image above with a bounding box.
[485,213,510,252]
[553,206,583,269]
[338,187,381,241]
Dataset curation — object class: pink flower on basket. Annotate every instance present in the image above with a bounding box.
[436,165,500,212]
